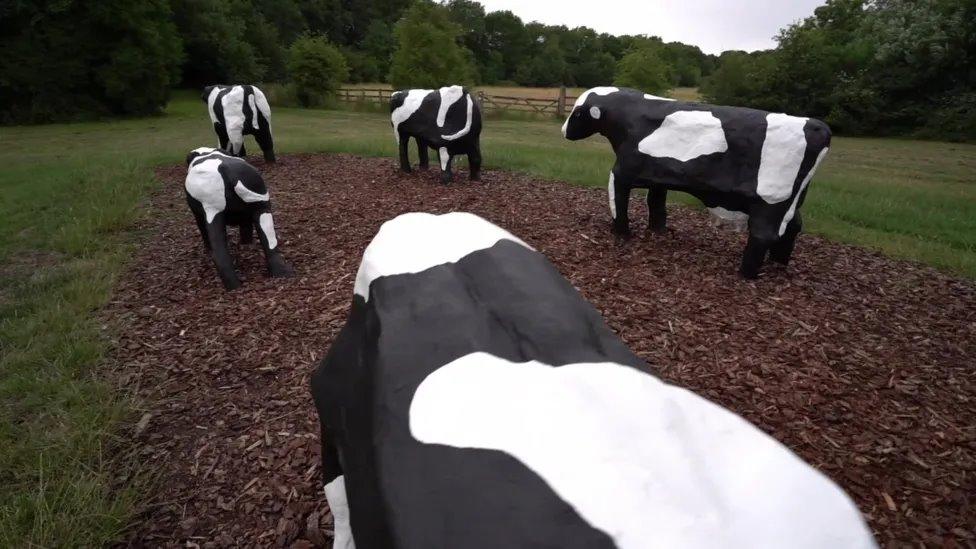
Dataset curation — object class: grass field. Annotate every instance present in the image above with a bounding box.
[1,93,974,545]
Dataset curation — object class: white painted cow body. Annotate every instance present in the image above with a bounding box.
[203,84,275,162]
[563,87,831,278]
[390,86,483,183]
[311,212,875,548]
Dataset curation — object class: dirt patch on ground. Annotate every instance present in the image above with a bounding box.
[109,153,975,547]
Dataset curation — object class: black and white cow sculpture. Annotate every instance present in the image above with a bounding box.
[390,85,482,183]
[310,212,875,549]
[203,84,275,162]
[562,87,832,279]
[184,147,292,290]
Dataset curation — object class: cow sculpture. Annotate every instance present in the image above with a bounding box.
[390,85,482,183]
[203,84,276,162]
[184,147,292,290]
[562,87,832,279]
[310,212,875,549]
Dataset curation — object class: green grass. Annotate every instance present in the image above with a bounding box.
[1,92,974,545]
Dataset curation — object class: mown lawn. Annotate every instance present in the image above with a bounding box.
[1,93,973,545]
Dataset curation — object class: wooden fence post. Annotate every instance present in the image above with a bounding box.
[557,85,567,117]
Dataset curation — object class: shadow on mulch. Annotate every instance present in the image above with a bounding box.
[107,153,975,547]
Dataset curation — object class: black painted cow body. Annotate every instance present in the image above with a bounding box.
[563,87,832,279]
[184,147,291,290]
[390,85,482,183]
[203,84,276,162]
[310,212,874,549]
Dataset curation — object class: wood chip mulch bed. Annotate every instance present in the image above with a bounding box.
[108,153,975,548]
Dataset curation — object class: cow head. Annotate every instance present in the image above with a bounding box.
[561,87,620,141]
[186,147,218,166]
[202,86,219,103]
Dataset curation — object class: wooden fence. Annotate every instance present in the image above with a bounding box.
[335,87,578,117]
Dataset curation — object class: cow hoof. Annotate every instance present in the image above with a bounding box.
[648,226,669,236]
[269,264,295,278]
[222,278,243,291]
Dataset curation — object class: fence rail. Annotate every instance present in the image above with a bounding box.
[335,86,577,117]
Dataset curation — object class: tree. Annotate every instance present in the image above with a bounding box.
[483,10,530,81]
[387,1,475,89]
[0,0,183,123]
[614,46,672,95]
[700,51,778,109]
[287,35,349,106]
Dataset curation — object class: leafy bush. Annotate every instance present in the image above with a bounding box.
[388,1,475,89]
[614,47,671,95]
[0,0,183,124]
[287,35,349,107]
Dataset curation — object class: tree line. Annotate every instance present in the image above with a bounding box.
[701,0,975,141]
[0,0,712,123]
[0,0,972,141]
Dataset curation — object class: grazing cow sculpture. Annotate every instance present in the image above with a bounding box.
[390,85,483,183]
[562,87,832,279]
[203,84,276,162]
[184,147,292,290]
[310,212,875,549]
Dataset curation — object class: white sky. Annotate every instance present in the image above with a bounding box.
[475,0,827,54]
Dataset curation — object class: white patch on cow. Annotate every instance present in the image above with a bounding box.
[589,106,601,120]
[233,181,269,203]
[608,172,617,219]
[441,95,474,141]
[437,85,464,127]
[573,86,619,108]
[644,93,676,102]
[258,213,278,249]
[353,212,532,301]
[410,352,876,549]
[758,113,810,204]
[439,147,449,171]
[192,146,218,156]
[206,87,222,124]
[638,111,728,162]
[391,89,433,143]
[253,87,272,123]
[221,86,246,154]
[779,147,829,236]
[185,159,226,223]
[324,476,356,549]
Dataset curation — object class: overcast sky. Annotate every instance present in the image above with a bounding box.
[475,0,827,54]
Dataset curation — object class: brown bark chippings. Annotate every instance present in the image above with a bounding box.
[109,154,976,547]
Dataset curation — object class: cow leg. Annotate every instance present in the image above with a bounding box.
[416,138,429,170]
[205,215,242,290]
[609,170,632,237]
[190,208,211,250]
[239,220,254,245]
[468,141,482,182]
[769,212,802,265]
[253,208,294,278]
[324,475,356,549]
[647,186,668,233]
[254,127,276,163]
[439,147,454,184]
[214,123,230,151]
[740,234,773,279]
[398,134,412,172]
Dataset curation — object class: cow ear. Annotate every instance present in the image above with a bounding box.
[202,86,214,102]
[589,106,601,119]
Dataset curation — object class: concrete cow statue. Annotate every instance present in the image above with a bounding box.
[203,84,276,162]
[310,212,875,549]
[562,87,832,279]
[184,147,292,290]
[390,85,482,183]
